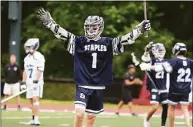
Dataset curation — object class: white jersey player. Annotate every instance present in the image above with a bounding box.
[20,38,45,126]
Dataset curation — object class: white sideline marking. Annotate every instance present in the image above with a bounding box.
[19,121,31,125]
[2,116,72,120]
[3,107,192,119]
[2,115,116,120]
[175,122,185,125]
[58,124,70,126]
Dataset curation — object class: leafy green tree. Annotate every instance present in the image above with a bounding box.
[22,2,189,78]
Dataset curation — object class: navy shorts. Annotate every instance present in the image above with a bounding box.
[74,86,104,115]
[121,89,133,103]
[168,93,189,105]
[150,91,168,104]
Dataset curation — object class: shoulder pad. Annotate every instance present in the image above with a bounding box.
[34,51,45,61]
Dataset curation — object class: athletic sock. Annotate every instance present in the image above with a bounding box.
[18,105,21,109]
[161,104,168,126]
[3,105,7,109]
[34,116,39,122]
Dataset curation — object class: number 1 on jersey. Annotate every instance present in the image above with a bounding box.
[92,53,97,68]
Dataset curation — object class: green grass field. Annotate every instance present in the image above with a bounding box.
[2,110,190,127]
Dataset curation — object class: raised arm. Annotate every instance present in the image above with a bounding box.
[141,42,154,63]
[112,20,151,55]
[37,8,75,54]
[120,20,151,45]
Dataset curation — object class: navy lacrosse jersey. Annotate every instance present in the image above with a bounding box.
[147,58,168,90]
[67,36,123,86]
[167,58,193,94]
[123,73,135,89]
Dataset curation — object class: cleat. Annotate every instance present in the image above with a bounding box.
[3,105,7,110]
[144,118,150,127]
[34,121,41,126]
[131,113,137,116]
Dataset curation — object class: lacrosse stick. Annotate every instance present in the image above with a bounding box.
[131,52,158,90]
[143,0,148,37]
[1,83,42,104]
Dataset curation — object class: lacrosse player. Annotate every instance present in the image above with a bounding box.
[140,42,193,127]
[141,42,169,127]
[37,8,151,127]
[20,38,45,126]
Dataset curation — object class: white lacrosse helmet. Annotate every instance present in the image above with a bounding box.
[84,16,104,40]
[24,38,39,54]
[151,43,166,58]
[172,42,187,56]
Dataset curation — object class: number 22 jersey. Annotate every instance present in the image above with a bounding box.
[167,57,193,94]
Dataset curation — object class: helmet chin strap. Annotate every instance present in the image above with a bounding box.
[86,32,101,41]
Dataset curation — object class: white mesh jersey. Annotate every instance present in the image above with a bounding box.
[24,51,45,85]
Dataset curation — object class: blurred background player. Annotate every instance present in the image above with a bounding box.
[20,38,45,126]
[116,64,143,116]
[141,42,169,127]
[2,54,21,110]
[140,42,193,127]
[37,8,150,127]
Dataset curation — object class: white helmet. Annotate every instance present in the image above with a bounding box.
[151,43,166,58]
[24,38,39,54]
[172,42,187,56]
[84,16,104,40]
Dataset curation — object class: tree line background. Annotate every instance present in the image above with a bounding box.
[1,1,193,80]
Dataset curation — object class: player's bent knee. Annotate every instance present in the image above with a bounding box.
[32,96,39,101]
[33,101,40,107]
[152,103,160,110]
[87,114,96,124]
[75,112,84,121]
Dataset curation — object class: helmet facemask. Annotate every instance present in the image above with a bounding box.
[84,16,104,40]
[152,43,166,59]
[25,45,34,54]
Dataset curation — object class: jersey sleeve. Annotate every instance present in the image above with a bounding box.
[65,33,76,55]
[24,56,28,71]
[37,55,45,72]
[47,21,76,55]
[112,37,124,55]
[154,59,173,73]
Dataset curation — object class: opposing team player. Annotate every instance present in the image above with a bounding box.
[141,42,169,127]
[37,8,151,127]
[140,42,193,127]
[20,38,45,126]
